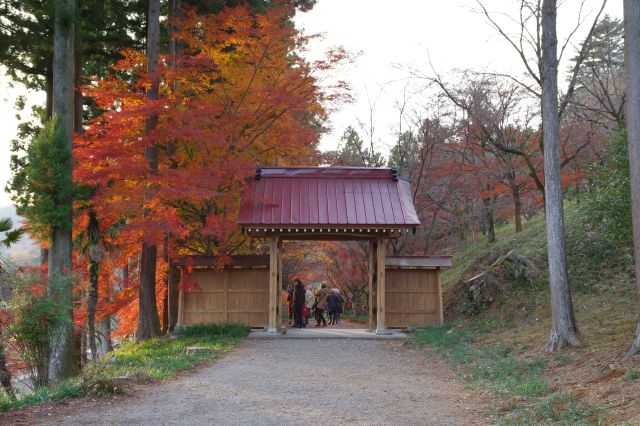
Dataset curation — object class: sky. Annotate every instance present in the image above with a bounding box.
[0,0,623,207]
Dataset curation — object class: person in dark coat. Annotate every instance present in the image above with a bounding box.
[327,288,343,325]
[293,279,306,328]
[286,285,294,325]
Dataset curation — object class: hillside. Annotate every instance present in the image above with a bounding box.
[0,205,39,267]
[425,204,640,424]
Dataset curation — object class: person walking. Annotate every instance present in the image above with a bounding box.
[315,283,329,327]
[286,284,294,325]
[327,288,343,325]
[304,286,314,326]
[293,279,306,329]
[333,288,344,325]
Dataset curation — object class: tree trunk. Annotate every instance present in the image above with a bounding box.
[87,258,98,361]
[97,317,112,356]
[73,48,82,134]
[45,66,53,121]
[513,184,523,233]
[48,0,76,383]
[138,243,161,339]
[168,264,180,332]
[624,0,640,358]
[483,198,496,243]
[40,247,49,268]
[0,336,14,399]
[541,0,580,352]
[137,0,162,341]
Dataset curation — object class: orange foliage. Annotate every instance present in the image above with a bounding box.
[72,4,349,336]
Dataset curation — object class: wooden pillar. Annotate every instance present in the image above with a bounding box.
[436,267,444,324]
[224,268,229,323]
[375,236,390,334]
[277,239,283,326]
[268,236,279,332]
[368,239,376,331]
[176,286,184,329]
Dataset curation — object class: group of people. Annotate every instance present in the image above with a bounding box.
[287,280,344,329]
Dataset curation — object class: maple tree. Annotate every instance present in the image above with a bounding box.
[72,3,348,338]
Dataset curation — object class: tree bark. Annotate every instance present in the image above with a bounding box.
[0,336,14,399]
[45,66,53,121]
[87,257,98,361]
[483,197,496,243]
[624,0,640,358]
[137,0,162,340]
[48,0,78,372]
[513,184,523,233]
[168,264,180,332]
[97,317,112,356]
[541,0,580,352]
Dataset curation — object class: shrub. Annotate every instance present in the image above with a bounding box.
[580,129,632,245]
[2,270,68,388]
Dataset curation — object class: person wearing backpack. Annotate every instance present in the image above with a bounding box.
[315,283,329,327]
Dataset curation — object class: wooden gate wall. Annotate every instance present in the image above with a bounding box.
[384,257,448,328]
[176,256,269,328]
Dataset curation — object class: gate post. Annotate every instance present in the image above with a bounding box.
[368,239,376,331]
[268,236,279,333]
[375,236,390,334]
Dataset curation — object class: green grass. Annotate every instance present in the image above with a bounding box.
[0,323,249,412]
[421,203,631,424]
[102,323,248,380]
[412,322,601,424]
[0,379,83,412]
[504,393,602,426]
[341,313,368,322]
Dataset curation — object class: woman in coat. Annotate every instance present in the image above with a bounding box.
[315,283,329,327]
[293,279,306,329]
[304,286,315,326]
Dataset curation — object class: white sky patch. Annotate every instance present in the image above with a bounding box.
[0,0,624,207]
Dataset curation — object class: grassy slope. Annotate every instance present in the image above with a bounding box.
[418,205,640,424]
[0,323,249,413]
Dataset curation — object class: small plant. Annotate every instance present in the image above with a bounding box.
[2,270,69,388]
[81,362,127,396]
[623,367,640,382]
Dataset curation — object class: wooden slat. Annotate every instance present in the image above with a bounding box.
[384,267,442,328]
[182,266,269,328]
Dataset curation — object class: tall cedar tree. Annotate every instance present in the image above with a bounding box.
[624,0,640,358]
[48,0,76,381]
[541,0,580,352]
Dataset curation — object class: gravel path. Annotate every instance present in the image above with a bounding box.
[44,339,489,425]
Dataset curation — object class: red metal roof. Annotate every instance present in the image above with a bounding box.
[238,167,420,228]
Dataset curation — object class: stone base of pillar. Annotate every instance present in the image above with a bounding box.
[376,327,393,335]
[267,327,279,333]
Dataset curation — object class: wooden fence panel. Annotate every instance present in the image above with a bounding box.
[182,268,269,327]
[385,268,441,327]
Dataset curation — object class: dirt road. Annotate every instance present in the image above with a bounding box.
[42,339,489,425]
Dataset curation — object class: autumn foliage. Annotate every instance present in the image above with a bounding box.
[71,4,348,337]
